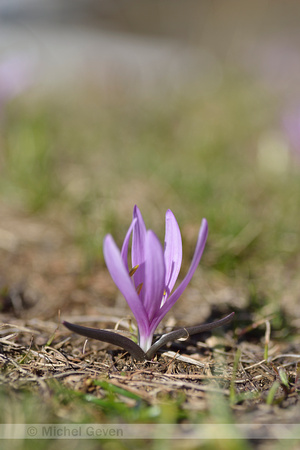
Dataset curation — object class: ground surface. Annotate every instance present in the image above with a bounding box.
[0,223,299,449]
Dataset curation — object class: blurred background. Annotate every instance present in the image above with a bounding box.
[1,0,300,330]
[1,0,300,436]
[2,0,300,97]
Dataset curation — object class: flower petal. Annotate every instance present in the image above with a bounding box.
[131,205,147,300]
[121,217,137,271]
[144,230,166,321]
[163,210,182,301]
[103,234,149,333]
[151,218,208,329]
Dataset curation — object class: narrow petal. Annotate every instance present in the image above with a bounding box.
[163,210,182,301]
[121,217,137,271]
[144,230,166,322]
[151,218,208,330]
[103,234,149,333]
[131,205,147,266]
[131,205,147,300]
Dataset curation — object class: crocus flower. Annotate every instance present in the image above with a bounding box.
[282,107,300,162]
[0,53,35,114]
[63,206,234,361]
[103,205,208,352]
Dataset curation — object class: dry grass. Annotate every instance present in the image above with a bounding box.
[0,315,299,425]
[0,207,299,430]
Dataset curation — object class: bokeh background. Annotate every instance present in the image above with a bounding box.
[1,0,300,333]
[1,2,300,443]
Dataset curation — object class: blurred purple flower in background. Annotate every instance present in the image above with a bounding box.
[103,205,208,352]
[282,107,300,162]
[0,53,35,114]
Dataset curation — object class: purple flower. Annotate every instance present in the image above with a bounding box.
[63,207,233,360]
[103,205,208,352]
[0,54,35,114]
[282,107,300,162]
